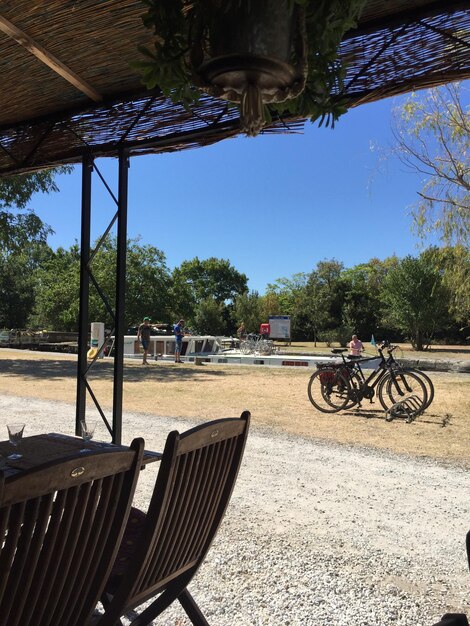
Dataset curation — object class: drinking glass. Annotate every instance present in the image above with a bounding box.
[80,420,96,452]
[7,423,25,460]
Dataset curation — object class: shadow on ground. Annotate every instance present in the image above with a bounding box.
[342,406,450,427]
[0,357,232,383]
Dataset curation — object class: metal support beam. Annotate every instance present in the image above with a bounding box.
[76,154,93,435]
[112,149,129,444]
[75,151,129,444]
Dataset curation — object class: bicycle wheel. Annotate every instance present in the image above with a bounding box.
[342,370,363,409]
[240,341,252,355]
[401,367,435,410]
[307,368,351,413]
[378,370,428,417]
[256,340,272,356]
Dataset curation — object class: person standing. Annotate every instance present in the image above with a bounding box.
[174,319,185,363]
[237,322,246,340]
[349,334,364,357]
[137,317,152,365]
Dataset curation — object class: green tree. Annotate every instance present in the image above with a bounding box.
[171,256,248,324]
[32,245,81,331]
[381,254,450,350]
[0,240,53,328]
[265,273,309,340]
[341,257,398,340]
[0,168,71,252]
[392,83,469,245]
[232,291,263,334]
[305,260,346,343]
[421,245,470,335]
[90,237,172,326]
[259,291,282,324]
[192,298,226,335]
[32,237,171,331]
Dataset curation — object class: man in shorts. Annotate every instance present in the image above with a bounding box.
[174,319,185,363]
[137,317,152,365]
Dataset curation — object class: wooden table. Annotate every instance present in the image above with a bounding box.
[0,433,162,478]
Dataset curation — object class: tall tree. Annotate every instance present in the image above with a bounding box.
[232,291,263,334]
[306,260,346,343]
[171,257,248,323]
[392,83,469,245]
[32,237,171,331]
[192,298,226,335]
[0,244,52,328]
[341,257,398,340]
[421,245,470,334]
[381,254,450,350]
[32,245,81,331]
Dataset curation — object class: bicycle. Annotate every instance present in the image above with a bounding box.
[239,333,259,354]
[239,333,278,356]
[307,344,428,418]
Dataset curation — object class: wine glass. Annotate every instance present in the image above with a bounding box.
[6,423,25,460]
[80,420,96,452]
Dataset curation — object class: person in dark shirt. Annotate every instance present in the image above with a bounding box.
[173,319,185,363]
[137,317,152,365]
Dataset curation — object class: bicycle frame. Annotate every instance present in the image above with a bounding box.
[332,348,389,391]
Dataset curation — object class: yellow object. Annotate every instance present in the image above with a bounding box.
[87,347,98,359]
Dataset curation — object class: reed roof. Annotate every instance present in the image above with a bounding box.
[0,0,469,175]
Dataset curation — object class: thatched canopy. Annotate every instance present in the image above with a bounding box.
[0,0,469,175]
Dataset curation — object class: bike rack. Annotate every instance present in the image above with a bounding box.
[385,394,422,423]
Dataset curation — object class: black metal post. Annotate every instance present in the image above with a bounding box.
[112,149,129,444]
[76,154,93,435]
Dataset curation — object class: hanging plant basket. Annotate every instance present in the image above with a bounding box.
[136,0,367,136]
[191,0,307,135]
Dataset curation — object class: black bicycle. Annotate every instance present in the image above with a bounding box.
[307,344,429,418]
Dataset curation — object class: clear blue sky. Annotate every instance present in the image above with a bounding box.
[29,93,441,294]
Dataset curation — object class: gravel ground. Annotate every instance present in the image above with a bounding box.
[1,394,469,626]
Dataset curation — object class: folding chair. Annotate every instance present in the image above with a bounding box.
[97,411,251,626]
[0,438,144,626]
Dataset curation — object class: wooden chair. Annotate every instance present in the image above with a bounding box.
[97,411,251,626]
[0,438,145,626]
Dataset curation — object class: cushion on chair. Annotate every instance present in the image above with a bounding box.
[107,507,147,591]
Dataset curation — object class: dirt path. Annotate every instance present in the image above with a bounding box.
[1,349,469,466]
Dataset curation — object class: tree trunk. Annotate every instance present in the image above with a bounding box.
[415,328,424,351]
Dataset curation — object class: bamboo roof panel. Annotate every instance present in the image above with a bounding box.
[0,0,468,175]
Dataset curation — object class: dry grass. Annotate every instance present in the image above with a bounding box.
[1,348,469,467]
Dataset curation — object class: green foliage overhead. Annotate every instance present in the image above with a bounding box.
[136,0,367,127]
